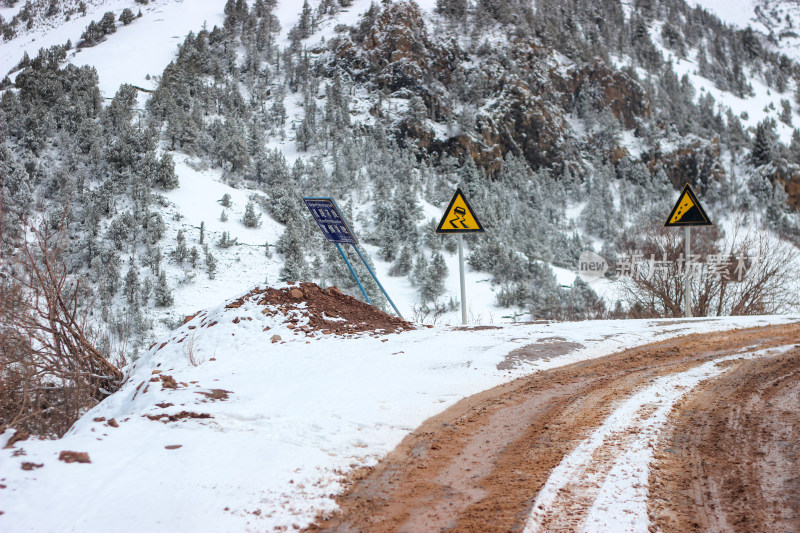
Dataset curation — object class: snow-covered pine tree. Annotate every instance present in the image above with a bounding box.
[154,271,173,307]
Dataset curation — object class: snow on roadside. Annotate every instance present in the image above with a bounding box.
[0,292,797,533]
[523,343,796,533]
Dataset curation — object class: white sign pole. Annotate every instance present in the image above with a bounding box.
[458,234,467,325]
[684,226,692,318]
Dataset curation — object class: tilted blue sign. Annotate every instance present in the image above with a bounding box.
[302,197,358,245]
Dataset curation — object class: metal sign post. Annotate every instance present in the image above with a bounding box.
[664,184,712,318]
[334,242,371,305]
[303,197,403,320]
[684,226,691,318]
[351,245,404,320]
[458,234,467,324]
[435,188,485,325]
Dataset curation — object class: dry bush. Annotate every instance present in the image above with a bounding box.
[615,222,800,317]
[0,213,122,438]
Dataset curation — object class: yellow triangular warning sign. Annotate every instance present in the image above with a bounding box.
[664,184,712,227]
[436,188,485,233]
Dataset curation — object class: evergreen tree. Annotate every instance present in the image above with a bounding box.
[436,0,468,20]
[205,247,217,279]
[389,244,414,276]
[189,246,199,268]
[173,229,188,264]
[124,262,140,305]
[277,224,308,281]
[119,8,135,25]
[155,152,179,189]
[412,253,428,287]
[154,271,173,307]
[242,200,261,228]
[99,11,117,35]
[750,119,775,167]
[420,252,448,302]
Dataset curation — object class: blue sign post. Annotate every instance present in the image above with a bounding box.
[303,197,404,320]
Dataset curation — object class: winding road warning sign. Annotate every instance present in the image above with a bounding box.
[664,184,712,227]
[436,188,485,233]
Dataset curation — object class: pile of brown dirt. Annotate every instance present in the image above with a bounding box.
[221,282,413,336]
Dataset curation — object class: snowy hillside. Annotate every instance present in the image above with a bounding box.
[696,0,800,61]
[2,0,800,353]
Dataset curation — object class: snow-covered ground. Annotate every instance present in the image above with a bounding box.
[1,290,796,532]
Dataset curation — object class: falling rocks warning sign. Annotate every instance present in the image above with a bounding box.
[664,184,712,227]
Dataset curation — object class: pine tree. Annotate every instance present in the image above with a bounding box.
[217,231,237,248]
[779,99,792,126]
[389,244,414,276]
[436,0,468,20]
[119,8,135,25]
[173,229,187,264]
[205,247,217,279]
[242,200,261,228]
[140,276,153,305]
[189,246,199,268]
[277,225,308,281]
[154,271,173,307]
[751,119,775,167]
[412,253,428,287]
[99,11,117,35]
[155,153,179,189]
[298,1,313,39]
[124,263,140,305]
[420,252,448,302]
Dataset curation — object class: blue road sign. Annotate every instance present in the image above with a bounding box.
[303,197,358,245]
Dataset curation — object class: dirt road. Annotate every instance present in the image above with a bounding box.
[308,322,800,532]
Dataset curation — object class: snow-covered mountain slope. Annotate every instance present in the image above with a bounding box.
[0,1,226,96]
[695,0,800,61]
[1,281,795,532]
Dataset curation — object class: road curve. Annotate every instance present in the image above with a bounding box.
[307,322,800,533]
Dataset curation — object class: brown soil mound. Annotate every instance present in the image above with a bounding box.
[222,282,413,336]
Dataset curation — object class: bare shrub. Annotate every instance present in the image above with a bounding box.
[182,332,205,367]
[615,222,800,317]
[0,213,122,438]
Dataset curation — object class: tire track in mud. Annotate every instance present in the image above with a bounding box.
[649,343,800,532]
[307,323,800,532]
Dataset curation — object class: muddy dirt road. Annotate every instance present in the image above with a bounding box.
[308,323,800,532]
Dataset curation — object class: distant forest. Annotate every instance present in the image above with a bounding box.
[2,0,800,359]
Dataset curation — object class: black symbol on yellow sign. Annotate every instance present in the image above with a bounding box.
[664,184,712,227]
[450,206,468,229]
[436,188,485,234]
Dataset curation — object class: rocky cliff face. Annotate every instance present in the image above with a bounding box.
[333,1,658,179]
[555,59,651,130]
[643,138,726,192]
